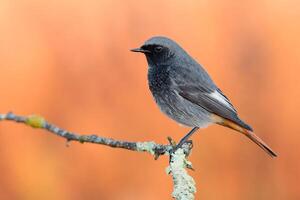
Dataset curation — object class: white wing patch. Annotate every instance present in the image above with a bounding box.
[209,90,236,112]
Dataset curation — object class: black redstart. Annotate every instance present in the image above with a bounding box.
[131,36,277,157]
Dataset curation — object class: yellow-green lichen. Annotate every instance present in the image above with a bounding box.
[136,141,157,155]
[78,135,87,143]
[25,115,46,128]
[167,148,196,200]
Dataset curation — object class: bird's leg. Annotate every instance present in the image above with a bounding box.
[175,127,199,150]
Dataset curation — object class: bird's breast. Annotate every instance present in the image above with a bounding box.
[147,66,171,94]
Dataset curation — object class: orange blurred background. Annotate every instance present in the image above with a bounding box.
[0,0,299,199]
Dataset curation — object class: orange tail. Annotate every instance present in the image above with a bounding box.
[218,119,277,158]
[242,129,277,157]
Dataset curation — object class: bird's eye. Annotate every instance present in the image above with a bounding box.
[154,46,163,53]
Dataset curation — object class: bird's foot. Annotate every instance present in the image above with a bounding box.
[168,137,193,155]
[167,137,194,170]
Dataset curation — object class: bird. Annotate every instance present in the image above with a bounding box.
[131,36,277,157]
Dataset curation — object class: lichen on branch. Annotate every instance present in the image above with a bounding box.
[167,148,196,200]
[0,111,196,200]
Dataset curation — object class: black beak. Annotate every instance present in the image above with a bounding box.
[130,47,151,53]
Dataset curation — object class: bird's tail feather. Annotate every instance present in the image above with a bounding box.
[218,119,277,158]
[243,129,277,158]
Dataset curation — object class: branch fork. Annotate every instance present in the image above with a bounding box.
[0,112,197,200]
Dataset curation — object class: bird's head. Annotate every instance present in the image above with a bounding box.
[131,36,183,66]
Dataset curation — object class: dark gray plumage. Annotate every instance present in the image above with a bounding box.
[131,36,277,157]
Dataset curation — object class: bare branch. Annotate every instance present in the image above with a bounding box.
[0,112,196,200]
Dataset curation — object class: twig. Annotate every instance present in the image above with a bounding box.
[0,112,196,200]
